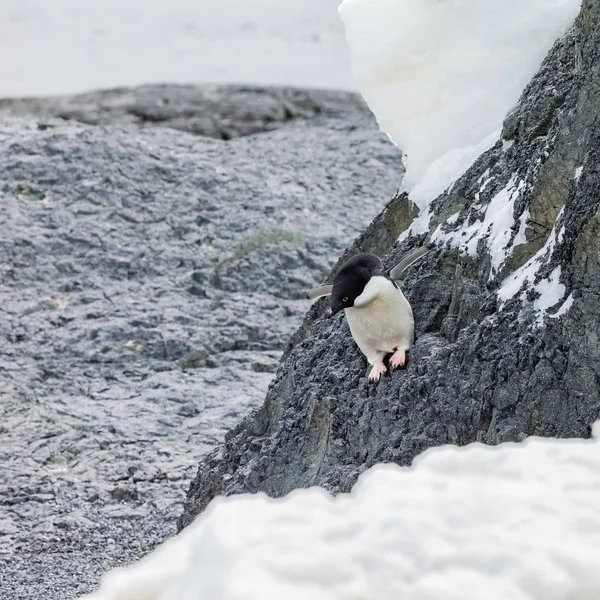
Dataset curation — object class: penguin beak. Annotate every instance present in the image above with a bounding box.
[327,307,339,318]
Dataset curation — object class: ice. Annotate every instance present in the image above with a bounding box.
[339,0,581,208]
[83,427,600,600]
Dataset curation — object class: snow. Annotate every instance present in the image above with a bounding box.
[513,208,531,248]
[497,208,574,323]
[575,166,584,180]
[431,176,526,279]
[533,266,566,324]
[0,0,353,97]
[339,0,581,209]
[498,207,564,304]
[552,292,575,318]
[408,130,501,210]
[467,178,524,275]
[397,207,432,244]
[83,427,600,600]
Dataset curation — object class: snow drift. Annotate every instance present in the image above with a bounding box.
[83,428,600,600]
[339,0,581,208]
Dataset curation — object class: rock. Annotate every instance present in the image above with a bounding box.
[179,0,600,529]
[0,84,368,140]
[0,92,403,598]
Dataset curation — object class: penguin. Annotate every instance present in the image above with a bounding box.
[307,247,428,382]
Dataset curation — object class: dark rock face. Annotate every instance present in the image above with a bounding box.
[0,84,367,140]
[180,0,600,529]
[0,103,403,598]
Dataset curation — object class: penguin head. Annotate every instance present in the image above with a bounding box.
[328,253,384,317]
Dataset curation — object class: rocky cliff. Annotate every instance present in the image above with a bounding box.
[180,0,600,528]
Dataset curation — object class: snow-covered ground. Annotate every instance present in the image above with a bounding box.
[84,428,600,600]
[0,0,354,97]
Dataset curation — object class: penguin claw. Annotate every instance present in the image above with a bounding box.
[390,349,406,369]
[368,363,387,382]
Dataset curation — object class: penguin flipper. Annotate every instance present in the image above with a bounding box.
[387,247,429,280]
[307,284,333,300]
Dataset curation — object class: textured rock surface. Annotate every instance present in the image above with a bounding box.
[180,0,600,529]
[0,84,366,140]
[0,99,403,599]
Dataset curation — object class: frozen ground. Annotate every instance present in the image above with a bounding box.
[0,0,354,97]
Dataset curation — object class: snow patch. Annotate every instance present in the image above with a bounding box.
[446,212,460,225]
[498,208,573,324]
[552,292,575,318]
[575,166,584,180]
[470,178,524,276]
[498,208,563,303]
[397,207,432,244]
[340,0,581,210]
[431,176,526,279]
[533,266,566,325]
[83,429,600,600]
[513,208,530,248]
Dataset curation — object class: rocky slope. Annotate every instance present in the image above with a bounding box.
[0,93,403,598]
[180,0,600,528]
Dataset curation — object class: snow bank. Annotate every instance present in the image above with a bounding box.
[339,0,581,209]
[83,428,600,600]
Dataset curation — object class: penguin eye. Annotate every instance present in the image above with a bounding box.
[343,297,349,302]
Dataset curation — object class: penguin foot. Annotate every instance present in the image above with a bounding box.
[390,349,406,369]
[368,363,387,382]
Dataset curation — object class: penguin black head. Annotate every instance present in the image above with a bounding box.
[328,253,384,318]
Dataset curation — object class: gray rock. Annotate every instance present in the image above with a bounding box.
[180,0,600,530]
[0,99,403,598]
[0,84,368,140]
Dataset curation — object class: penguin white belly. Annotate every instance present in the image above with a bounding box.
[345,277,413,364]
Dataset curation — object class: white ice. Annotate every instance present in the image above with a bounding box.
[83,426,600,600]
[339,0,581,209]
[0,0,353,97]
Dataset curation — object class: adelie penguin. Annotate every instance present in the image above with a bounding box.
[307,247,428,383]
